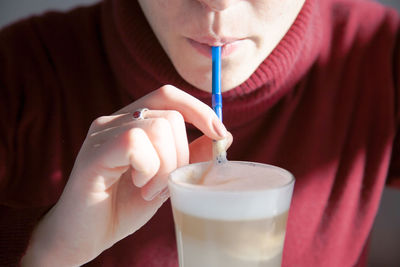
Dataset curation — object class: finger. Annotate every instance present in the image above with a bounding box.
[88,110,189,168]
[137,118,177,201]
[115,85,227,140]
[115,171,170,236]
[87,116,178,195]
[93,126,161,189]
[144,110,189,168]
[189,132,233,163]
[87,113,132,136]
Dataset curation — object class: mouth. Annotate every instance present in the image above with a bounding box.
[187,37,244,58]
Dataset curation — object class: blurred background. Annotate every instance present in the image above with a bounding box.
[0,0,99,28]
[0,0,399,266]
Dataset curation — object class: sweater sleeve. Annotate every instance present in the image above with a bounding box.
[0,20,55,266]
[387,20,400,189]
[0,206,51,266]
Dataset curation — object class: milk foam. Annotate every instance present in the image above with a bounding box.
[168,161,294,220]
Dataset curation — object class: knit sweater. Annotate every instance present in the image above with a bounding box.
[0,0,399,266]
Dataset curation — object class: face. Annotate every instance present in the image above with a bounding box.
[138,0,305,93]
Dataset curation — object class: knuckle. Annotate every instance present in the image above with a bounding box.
[166,110,184,124]
[134,162,159,184]
[89,116,109,132]
[145,159,160,178]
[96,116,111,124]
[157,84,177,100]
[150,117,171,133]
[127,127,146,141]
[121,127,146,149]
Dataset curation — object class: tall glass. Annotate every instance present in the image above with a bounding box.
[168,161,295,267]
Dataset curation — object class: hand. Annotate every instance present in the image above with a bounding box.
[21,85,232,266]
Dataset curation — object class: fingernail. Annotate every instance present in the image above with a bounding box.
[146,186,169,201]
[146,190,159,201]
[158,187,170,200]
[213,120,227,138]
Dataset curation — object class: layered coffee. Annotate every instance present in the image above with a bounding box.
[169,161,294,267]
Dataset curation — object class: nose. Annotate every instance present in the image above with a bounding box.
[197,0,241,11]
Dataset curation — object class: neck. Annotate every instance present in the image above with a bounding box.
[101,0,324,128]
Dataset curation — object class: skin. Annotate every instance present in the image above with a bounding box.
[138,0,305,92]
[21,0,305,266]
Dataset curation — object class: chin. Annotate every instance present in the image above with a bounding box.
[179,69,251,93]
[173,52,256,93]
[174,64,212,93]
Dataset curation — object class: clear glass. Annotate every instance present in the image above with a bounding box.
[168,161,295,267]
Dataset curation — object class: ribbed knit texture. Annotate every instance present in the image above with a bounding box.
[0,0,399,266]
[101,0,322,130]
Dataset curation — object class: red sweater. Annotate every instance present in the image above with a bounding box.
[0,0,399,266]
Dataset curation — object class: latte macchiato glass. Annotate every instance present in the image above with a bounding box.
[168,161,295,267]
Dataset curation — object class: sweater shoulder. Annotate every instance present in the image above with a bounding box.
[316,0,400,124]
[0,3,107,120]
[0,3,106,159]
[322,0,400,80]
[0,4,103,86]
[329,0,399,41]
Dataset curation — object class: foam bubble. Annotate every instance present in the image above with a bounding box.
[168,161,294,220]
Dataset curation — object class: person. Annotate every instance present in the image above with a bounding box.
[0,0,399,266]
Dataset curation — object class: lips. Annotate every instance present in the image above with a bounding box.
[187,37,243,58]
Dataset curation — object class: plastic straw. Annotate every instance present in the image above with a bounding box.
[212,46,222,120]
[211,46,227,164]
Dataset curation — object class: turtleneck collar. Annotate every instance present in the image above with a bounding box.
[101,0,323,129]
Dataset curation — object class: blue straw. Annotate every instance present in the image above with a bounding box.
[211,46,227,164]
[212,46,222,121]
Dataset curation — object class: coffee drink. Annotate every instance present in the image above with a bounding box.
[169,161,294,267]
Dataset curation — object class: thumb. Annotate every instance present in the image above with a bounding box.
[189,132,233,163]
